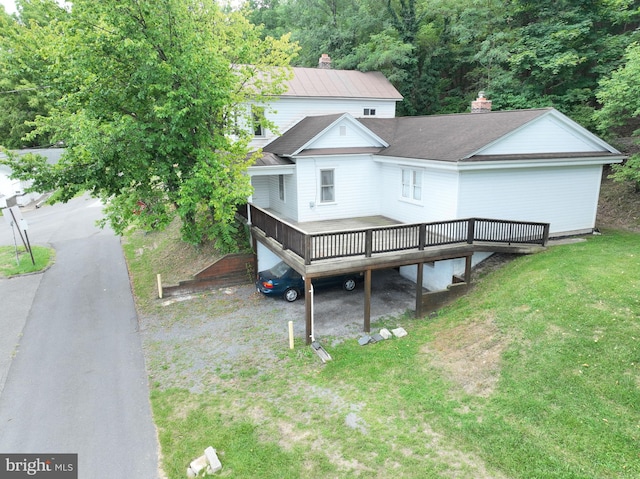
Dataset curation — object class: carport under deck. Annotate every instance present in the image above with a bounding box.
[247,204,549,344]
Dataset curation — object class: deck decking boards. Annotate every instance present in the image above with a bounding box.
[281,214,401,233]
[252,205,548,272]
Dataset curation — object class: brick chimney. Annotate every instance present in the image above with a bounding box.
[471,91,492,113]
[318,53,332,69]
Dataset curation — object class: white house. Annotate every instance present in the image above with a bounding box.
[248,55,403,150]
[247,96,624,291]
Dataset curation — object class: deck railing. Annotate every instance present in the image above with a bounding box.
[248,204,550,265]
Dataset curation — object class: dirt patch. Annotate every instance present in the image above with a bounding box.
[597,167,640,233]
[422,314,506,397]
[470,253,518,282]
[418,172,640,399]
[130,217,225,286]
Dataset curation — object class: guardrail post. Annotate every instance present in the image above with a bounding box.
[419,224,426,250]
[542,223,550,246]
[304,235,312,265]
[467,218,475,244]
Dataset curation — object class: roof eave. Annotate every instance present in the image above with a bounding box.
[459,154,626,169]
[247,164,296,176]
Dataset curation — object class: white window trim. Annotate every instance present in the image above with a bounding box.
[319,168,336,204]
[278,174,285,202]
[400,167,423,204]
[252,106,266,137]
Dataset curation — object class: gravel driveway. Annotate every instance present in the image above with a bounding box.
[140,268,418,392]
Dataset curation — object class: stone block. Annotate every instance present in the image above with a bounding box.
[391,327,407,338]
[379,328,392,340]
[358,335,372,346]
[189,454,208,475]
[205,446,222,474]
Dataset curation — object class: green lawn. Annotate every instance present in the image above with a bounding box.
[129,230,640,478]
[0,245,55,276]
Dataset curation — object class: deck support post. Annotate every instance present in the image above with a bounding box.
[305,276,313,345]
[415,262,424,318]
[464,254,472,284]
[364,269,372,333]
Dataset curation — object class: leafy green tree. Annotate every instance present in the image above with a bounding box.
[0,0,67,148]
[596,42,640,188]
[245,0,293,41]
[279,0,371,68]
[245,0,640,121]
[1,0,297,250]
[489,0,640,123]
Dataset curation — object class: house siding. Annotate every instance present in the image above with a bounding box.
[250,176,271,209]
[269,173,298,220]
[480,115,603,155]
[307,119,386,150]
[457,165,603,234]
[250,98,396,149]
[295,155,381,223]
[378,162,459,224]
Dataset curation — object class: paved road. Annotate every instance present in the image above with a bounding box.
[0,196,159,478]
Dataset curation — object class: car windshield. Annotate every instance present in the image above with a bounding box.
[269,261,291,278]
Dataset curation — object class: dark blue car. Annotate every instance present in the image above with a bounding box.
[256,261,359,302]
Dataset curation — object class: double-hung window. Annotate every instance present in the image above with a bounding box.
[320,169,335,203]
[278,175,285,201]
[252,106,265,137]
[401,168,422,201]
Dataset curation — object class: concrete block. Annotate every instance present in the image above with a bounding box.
[391,327,407,338]
[187,467,197,478]
[371,333,384,342]
[379,328,392,340]
[190,454,208,475]
[205,446,222,474]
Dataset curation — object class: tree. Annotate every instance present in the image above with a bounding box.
[488,0,640,124]
[596,42,640,188]
[0,0,68,148]
[1,0,298,250]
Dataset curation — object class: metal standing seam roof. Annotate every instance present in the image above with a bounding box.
[282,67,404,100]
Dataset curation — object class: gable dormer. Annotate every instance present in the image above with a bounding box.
[264,113,388,158]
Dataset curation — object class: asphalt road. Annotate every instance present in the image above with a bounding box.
[0,195,159,478]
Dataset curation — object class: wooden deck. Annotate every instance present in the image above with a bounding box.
[282,214,401,233]
[246,204,550,344]
[249,204,549,274]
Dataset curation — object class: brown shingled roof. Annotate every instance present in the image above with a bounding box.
[263,114,344,156]
[262,109,553,161]
[282,68,403,100]
[256,107,625,166]
[360,109,552,161]
[250,151,293,167]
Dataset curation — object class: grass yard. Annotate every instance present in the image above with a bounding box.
[0,244,55,276]
[126,229,640,478]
